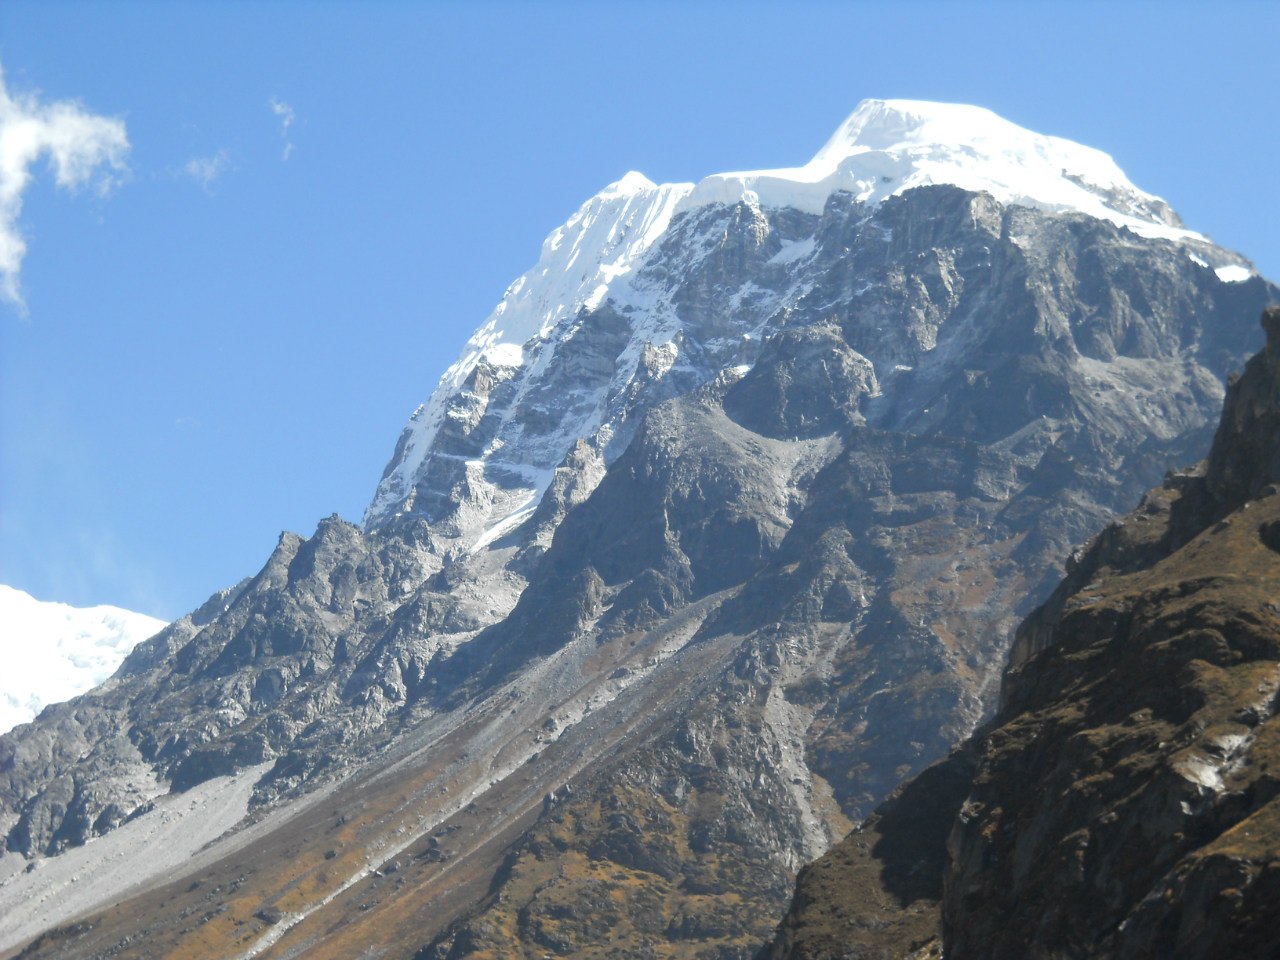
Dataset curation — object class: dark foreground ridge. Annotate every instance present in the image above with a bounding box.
[765,306,1280,959]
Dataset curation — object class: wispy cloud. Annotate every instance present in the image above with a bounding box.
[269,97,295,160]
[0,62,130,312]
[182,149,231,191]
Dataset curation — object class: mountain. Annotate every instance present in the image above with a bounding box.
[0,100,1275,959]
[764,306,1280,959]
[0,586,166,736]
[363,98,1241,549]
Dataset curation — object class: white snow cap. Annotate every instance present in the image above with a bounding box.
[683,98,1197,242]
[0,585,167,734]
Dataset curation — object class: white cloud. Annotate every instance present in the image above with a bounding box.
[183,149,230,191]
[0,63,130,311]
[269,96,295,160]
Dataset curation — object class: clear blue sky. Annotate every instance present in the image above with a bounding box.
[1,1,1277,620]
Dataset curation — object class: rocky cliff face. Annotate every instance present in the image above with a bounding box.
[0,103,1275,959]
[766,307,1280,959]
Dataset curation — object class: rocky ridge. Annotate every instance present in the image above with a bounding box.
[0,104,1275,958]
[765,307,1280,958]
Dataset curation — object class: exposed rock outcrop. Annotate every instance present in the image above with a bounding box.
[766,307,1280,959]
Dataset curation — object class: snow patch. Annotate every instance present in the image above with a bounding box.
[1215,264,1252,283]
[484,342,524,367]
[469,489,542,554]
[768,236,817,265]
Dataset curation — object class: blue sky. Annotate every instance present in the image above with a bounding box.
[1,0,1277,620]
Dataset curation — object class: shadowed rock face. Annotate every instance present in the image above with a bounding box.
[0,188,1273,960]
[765,307,1280,960]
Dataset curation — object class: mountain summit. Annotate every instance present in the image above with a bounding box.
[2,101,1275,959]
[365,99,1249,544]
[693,98,1190,233]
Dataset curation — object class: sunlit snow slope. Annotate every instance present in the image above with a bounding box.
[0,585,167,734]
[686,98,1197,234]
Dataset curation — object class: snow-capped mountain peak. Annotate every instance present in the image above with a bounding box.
[0,585,167,734]
[683,98,1194,240]
[3,92,1276,960]
[365,99,1251,538]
